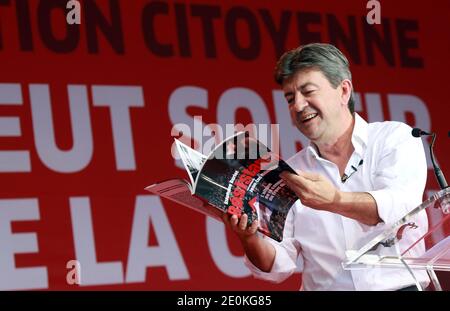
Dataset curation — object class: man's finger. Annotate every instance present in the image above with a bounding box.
[283,173,309,190]
[249,219,258,234]
[230,214,239,228]
[279,171,289,178]
[298,170,321,181]
[239,214,248,231]
[280,172,305,184]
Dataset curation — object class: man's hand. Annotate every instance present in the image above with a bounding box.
[222,213,276,272]
[280,171,340,212]
[280,170,381,225]
[222,213,259,242]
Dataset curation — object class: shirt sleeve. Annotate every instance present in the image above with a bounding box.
[367,122,427,225]
[244,205,303,283]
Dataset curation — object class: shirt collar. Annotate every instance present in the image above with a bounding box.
[306,113,368,159]
[351,113,368,158]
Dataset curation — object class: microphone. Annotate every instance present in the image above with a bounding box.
[411,128,431,137]
[341,159,363,183]
[411,128,448,189]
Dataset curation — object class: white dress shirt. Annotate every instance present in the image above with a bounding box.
[245,113,430,290]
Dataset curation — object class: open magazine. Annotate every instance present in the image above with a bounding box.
[145,132,299,242]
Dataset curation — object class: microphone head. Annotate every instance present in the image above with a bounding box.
[412,128,422,137]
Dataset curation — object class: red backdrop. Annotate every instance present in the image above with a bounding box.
[0,0,449,290]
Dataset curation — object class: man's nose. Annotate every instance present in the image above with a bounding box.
[292,95,308,112]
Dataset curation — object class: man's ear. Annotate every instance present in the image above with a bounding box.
[340,79,353,106]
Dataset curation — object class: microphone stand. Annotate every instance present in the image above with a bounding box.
[429,133,448,189]
[412,128,448,190]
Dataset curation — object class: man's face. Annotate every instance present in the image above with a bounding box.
[282,68,349,143]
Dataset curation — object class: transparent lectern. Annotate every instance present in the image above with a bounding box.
[343,187,450,291]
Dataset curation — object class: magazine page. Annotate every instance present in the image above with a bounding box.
[253,159,299,242]
[193,132,298,242]
[174,139,207,188]
[145,179,223,221]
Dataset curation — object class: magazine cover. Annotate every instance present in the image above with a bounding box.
[146,132,299,242]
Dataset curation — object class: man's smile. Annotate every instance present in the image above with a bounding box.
[300,113,319,123]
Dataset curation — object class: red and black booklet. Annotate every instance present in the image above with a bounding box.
[146,132,298,242]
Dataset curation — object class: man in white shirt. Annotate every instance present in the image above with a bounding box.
[222,43,429,291]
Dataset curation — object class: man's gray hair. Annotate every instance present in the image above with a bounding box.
[274,43,355,113]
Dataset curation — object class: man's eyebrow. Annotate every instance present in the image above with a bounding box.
[284,82,319,97]
[284,91,293,97]
[299,82,319,90]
